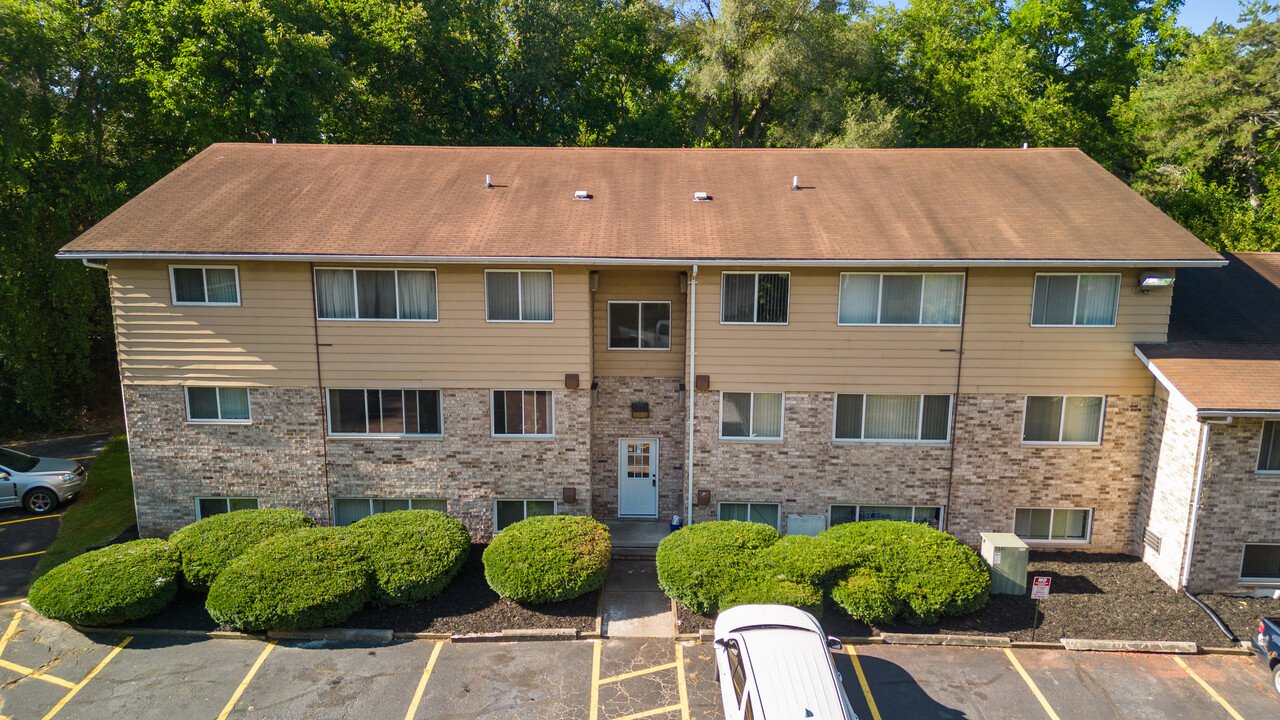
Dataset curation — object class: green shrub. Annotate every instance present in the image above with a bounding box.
[206,527,373,631]
[822,521,990,625]
[28,539,179,625]
[349,510,471,608]
[169,508,315,591]
[482,515,610,603]
[656,521,780,615]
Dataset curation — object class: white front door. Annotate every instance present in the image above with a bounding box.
[618,438,659,518]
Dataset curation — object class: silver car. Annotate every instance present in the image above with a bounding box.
[0,447,87,513]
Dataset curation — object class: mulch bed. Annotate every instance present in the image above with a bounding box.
[677,551,1280,647]
[131,543,599,635]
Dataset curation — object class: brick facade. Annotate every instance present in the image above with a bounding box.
[588,377,686,522]
[1134,391,1201,587]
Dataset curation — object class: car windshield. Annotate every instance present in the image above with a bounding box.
[0,447,40,473]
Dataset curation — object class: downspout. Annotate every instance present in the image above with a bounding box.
[942,269,970,529]
[309,263,334,526]
[1180,416,1231,589]
[81,258,108,271]
[685,264,699,526]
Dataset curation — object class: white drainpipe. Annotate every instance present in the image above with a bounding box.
[685,265,698,526]
[1180,416,1232,589]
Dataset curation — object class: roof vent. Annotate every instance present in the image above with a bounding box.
[693,192,711,202]
[574,190,592,200]
[485,174,493,189]
[792,175,800,191]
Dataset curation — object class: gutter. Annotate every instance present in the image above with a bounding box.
[685,265,698,527]
[1135,347,1280,418]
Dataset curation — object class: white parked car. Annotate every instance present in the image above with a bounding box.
[713,604,860,720]
[0,446,87,513]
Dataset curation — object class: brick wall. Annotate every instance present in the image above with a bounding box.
[1134,391,1201,588]
[588,377,686,522]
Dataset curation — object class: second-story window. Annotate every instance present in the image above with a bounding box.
[1031,273,1120,327]
[171,265,240,305]
[721,272,789,324]
[838,273,963,325]
[1023,395,1105,444]
[315,268,437,320]
[608,301,671,349]
[486,270,553,321]
[721,392,783,439]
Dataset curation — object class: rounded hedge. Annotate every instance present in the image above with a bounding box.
[206,527,372,631]
[656,521,781,615]
[169,508,315,591]
[482,515,610,603]
[349,510,471,608]
[821,521,990,625]
[29,539,180,626]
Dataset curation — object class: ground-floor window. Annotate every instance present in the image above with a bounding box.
[719,502,780,530]
[1240,544,1280,583]
[327,389,442,436]
[830,504,943,529]
[334,497,447,526]
[186,387,251,423]
[495,499,555,531]
[196,497,259,519]
[491,390,554,437]
[1258,421,1280,472]
[1014,507,1091,543]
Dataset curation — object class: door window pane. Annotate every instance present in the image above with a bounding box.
[1241,545,1280,580]
[880,275,923,324]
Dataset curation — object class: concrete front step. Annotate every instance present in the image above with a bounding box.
[612,546,658,560]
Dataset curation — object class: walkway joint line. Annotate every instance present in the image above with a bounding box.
[1173,656,1246,720]
[589,640,602,720]
[0,658,76,689]
[404,640,444,720]
[39,635,131,720]
[845,646,883,720]
[1004,648,1062,720]
[675,643,690,720]
[599,661,679,685]
[216,640,276,720]
[0,514,63,526]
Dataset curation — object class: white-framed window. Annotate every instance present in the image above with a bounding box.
[721,272,789,324]
[1014,507,1092,543]
[185,387,251,423]
[314,268,438,320]
[834,394,951,442]
[491,390,554,437]
[196,497,259,519]
[720,392,783,440]
[1239,543,1280,583]
[719,502,781,530]
[1022,396,1105,444]
[485,270,553,322]
[838,273,964,325]
[830,504,943,529]
[334,497,447,526]
[1031,273,1120,327]
[170,265,240,305]
[327,389,443,436]
[1258,421,1280,473]
[608,301,671,350]
[495,499,555,531]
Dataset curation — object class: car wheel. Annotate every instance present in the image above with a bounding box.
[24,488,58,514]
[1273,664,1280,696]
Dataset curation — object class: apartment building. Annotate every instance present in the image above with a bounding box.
[61,143,1272,593]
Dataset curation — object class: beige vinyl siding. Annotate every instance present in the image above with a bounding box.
[694,267,1171,395]
[316,265,590,387]
[592,269,687,378]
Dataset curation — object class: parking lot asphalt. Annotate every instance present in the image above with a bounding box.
[1,607,1278,720]
[0,433,111,605]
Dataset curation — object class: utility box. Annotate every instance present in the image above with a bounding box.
[980,532,1029,595]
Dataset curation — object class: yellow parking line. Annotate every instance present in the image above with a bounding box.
[675,643,689,720]
[0,551,45,562]
[0,658,77,689]
[0,598,27,606]
[404,641,444,720]
[611,706,682,720]
[1173,656,1246,720]
[599,660,679,685]
[1004,649,1062,720]
[3,432,110,447]
[0,611,20,654]
[39,635,131,720]
[68,456,97,461]
[216,640,276,720]
[0,514,63,525]
[589,640,602,720]
[845,646,883,720]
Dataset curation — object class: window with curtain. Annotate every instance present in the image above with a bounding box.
[720,392,783,439]
[333,497,447,526]
[1023,396,1104,443]
[315,268,437,320]
[1014,508,1091,542]
[831,505,943,528]
[171,266,240,305]
[492,390,553,436]
[326,389,442,435]
[1031,274,1120,326]
[495,499,555,530]
[1240,544,1280,582]
[608,301,671,349]
[719,502,781,529]
[196,497,258,519]
[838,273,963,325]
[185,387,250,422]
[834,394,951,441]
[1258,421,1280,471]
[721,272,789,323]
[485,270,553,321]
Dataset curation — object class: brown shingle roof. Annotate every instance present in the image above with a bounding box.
[59,144,1222,264]
[1139,253,1280,413]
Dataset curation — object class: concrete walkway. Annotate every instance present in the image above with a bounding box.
[600,560,675,638]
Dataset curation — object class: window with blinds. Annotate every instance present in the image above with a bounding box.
[834,394,951,442]
[1031,273,1120,327]
[171,265,240,305]
[838,273,964,325]
[720,392,783,440]
[1023,396,1105,444]
[485,270,553,321]
[721,272,789,324]
[314,268,438,320]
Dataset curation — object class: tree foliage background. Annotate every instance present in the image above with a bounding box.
[1,0,1275,433]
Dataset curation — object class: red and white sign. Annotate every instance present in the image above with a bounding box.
[1030,576,1052,600]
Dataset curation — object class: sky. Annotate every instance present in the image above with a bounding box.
[1179,0,1244,33]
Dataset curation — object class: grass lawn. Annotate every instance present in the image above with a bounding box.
[31,434,136,581]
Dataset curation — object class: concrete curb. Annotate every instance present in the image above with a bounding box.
[882,633,1012,648]
[452,628,580,643]
[1061,638,1198,654]
[269,628,394,643]
[73,625,266,641]
[392,632,451,641]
